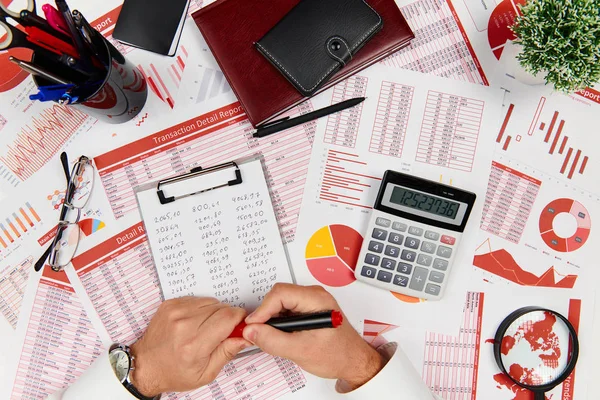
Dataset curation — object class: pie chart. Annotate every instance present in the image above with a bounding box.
[305,225,362,287]
[487,0,526,60]
[539,199,591,252]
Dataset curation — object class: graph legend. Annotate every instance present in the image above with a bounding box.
[319,150,382,209]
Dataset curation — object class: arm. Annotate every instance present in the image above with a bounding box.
[47,297,250,399]
[242,284,436,399]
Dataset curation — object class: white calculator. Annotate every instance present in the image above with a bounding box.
[355,170,476,300]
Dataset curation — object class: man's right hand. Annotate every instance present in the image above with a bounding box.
[243,284,385,391]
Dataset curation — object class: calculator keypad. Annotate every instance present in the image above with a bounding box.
[358,216,459,299]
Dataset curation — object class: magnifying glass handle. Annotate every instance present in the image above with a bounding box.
[534,392,546,400]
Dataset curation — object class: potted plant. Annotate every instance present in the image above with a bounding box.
[503,0,600,92]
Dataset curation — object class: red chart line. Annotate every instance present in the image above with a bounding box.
[549,120,565,154]
[568,150,582,179]
[496,104,514,143]
[559,136,569,154]
[502,136,512,151]
[561,148,573,174]
[528,97,546,136]
[544,111,559,143]
[579,156,589,174]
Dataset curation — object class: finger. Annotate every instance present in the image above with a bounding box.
[195,306,248,351]
[158,297,220,319]
[203,338,252,381]
[246,284,338,323]
[242,323,305,359]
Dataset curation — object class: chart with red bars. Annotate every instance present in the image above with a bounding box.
[318,150,382,209]
[496,102,590,180]
[0,202,41,254]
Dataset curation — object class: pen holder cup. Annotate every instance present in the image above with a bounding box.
[32,38,148,124]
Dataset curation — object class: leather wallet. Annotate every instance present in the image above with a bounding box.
[256,0,383,97]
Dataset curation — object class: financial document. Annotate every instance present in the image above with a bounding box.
[290,64,504,332]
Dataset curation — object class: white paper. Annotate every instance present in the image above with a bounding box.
[290,63,504,333]
[137,159,294,309]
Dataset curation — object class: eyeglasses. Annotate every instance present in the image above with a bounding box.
[35,153,95,272]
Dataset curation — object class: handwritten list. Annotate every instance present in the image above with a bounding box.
[137,159,293,308]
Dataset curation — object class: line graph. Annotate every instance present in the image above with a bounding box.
[0,105,89,181]
[473,239,578,288]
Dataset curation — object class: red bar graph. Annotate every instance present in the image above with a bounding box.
[549,120,565,154]
[544,112,559,143]
[496,104,514,143]
[0,203,41,250]
[319,150,381,209]
[559,136,568,154]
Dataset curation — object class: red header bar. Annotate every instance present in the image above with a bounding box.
[576,87,600,105]
[42,267,71,285]
[72,222,146,272]
[90,6,122,33]
[94,103,245,172]
[40,278,74,293]
[492,161,542,185]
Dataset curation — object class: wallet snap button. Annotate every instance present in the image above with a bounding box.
[330,41,342,51]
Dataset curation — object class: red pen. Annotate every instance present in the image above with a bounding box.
[26,26,79,58]
[41,4,70,36]
[229,310,343,338]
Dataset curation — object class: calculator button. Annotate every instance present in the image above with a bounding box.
[393,275,409,287]
[397,262,412,275]
[365,254,380,266]
[388,233,404,245]
[377,270,393,283]
[368,241,384,254]
[425,283,441,296]
[392,222,407,232]
[401,250,416,262]
[409,267,428,291]
[372,228,388,241]
[424,231,440,241]
[361,266,377,279]
[381,258,396,270]
[441,235,456,245]
[433,258,449,271]
[384,245,400,258]
[376,217,391,227]
[437,246,453,258]
[408,226,424,236]
[429,271,445,284]
[417,254,433,267]
[405,237,420,249]
[421,241,437,254]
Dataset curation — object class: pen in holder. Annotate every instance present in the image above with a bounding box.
[31,36,148,124]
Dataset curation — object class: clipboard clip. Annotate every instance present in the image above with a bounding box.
[156,161,243,205]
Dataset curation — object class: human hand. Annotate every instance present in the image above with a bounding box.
[243,284,384,390]
[130,297,251,397]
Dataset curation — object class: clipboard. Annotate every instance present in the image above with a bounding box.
[134,157,295,308]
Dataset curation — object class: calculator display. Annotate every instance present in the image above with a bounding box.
[390,187,460,219]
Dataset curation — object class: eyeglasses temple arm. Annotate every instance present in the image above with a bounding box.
[34,245,52,272]
[60,152,70,182]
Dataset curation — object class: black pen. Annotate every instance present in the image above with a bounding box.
[55,0,92,71]
[254,97,367,138]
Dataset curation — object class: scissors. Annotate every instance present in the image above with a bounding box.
[0,15,80,58]
[0,0,71,41]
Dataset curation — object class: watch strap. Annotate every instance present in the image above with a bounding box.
[124,380,161,400]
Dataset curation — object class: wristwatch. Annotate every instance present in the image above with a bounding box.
[109,344,161,400]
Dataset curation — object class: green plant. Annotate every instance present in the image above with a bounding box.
[511,0,600,92]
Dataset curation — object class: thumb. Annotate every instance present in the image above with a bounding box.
[243,324,299,359]
[204,338,251,379]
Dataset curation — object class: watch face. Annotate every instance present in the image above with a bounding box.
[109,349,131,383]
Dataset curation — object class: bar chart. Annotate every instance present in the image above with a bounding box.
[0,202,41,250]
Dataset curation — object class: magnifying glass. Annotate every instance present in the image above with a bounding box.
[493,307,579,400]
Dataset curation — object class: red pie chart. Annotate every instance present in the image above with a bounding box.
[305,225,363,287]
[539,199,591,252]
